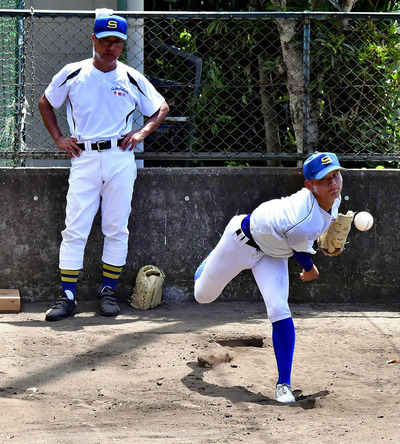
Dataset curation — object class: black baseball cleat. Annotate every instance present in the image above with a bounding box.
[45,292,77,321]
[98,286,120,317]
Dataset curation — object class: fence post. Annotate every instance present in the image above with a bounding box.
[15,0,25,166]
[302,12,311,157]
[126,0,145,168]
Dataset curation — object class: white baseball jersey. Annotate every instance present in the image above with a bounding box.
[44,58,165,141]
[250,188,341,257]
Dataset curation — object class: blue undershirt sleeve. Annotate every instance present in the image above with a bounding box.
[293,250,314,272]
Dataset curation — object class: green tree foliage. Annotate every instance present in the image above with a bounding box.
[312,19,400,155]
[145,0,400,163]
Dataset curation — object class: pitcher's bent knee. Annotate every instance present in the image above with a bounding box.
[194,282,219,304]
[194,288,211,304]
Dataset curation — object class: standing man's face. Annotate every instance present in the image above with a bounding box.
[92,35,124,70]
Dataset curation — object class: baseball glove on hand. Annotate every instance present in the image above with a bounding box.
[317,211,355,257]
[130,265,165,310]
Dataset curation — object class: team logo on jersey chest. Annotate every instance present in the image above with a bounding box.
[111,86,128,97]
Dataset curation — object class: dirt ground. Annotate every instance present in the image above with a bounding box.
[1,300,399,444]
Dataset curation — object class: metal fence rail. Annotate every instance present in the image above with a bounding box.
[1,9,400,166]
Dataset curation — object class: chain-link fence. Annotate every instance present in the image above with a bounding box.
[1,9,400,167]
[0,1,21,166]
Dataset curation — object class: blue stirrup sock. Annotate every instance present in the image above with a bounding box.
[102,263,123,291]
[60,269,80,300]
[272,317,295,386]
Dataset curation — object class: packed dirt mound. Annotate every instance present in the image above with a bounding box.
[1,301,399,443]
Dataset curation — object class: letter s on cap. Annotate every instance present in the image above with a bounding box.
[321,155,332,165]
[107,20,118,29]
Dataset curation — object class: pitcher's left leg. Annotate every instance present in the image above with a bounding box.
[194,215,259,304]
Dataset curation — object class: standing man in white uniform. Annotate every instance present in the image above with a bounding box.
[38,13,169,321]
[194,152,345,403]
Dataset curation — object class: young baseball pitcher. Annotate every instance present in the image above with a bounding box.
[39,12,169,321]
[194,152,353,403]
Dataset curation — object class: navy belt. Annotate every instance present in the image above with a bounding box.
[235,228,260,250]
[238,213,260,249]
[76,138,124,151]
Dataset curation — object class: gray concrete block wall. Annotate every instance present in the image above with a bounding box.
[0,167,398,306]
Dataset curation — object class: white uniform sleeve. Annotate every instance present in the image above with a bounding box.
[44,65,75,110]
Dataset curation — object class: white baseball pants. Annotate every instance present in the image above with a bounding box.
[194,215,291,323]
[59,146,137,270]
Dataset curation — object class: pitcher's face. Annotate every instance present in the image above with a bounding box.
[305,170,343,211]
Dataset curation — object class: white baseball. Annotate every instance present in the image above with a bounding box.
[354,211,374,231]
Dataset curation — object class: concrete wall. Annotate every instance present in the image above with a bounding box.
[1,167,398,306]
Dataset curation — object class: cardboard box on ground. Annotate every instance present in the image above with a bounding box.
[0,289,21,313]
